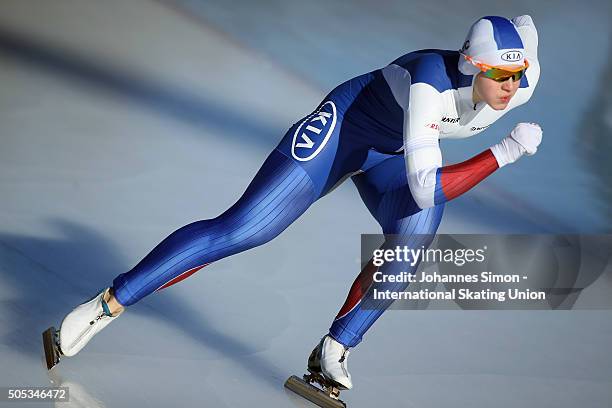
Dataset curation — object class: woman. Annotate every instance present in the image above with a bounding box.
[48,14,541,392]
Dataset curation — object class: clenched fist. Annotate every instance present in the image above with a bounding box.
[491,122,543,167]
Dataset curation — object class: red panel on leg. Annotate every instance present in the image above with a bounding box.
[155,263,209,292]
[335,259,377,320]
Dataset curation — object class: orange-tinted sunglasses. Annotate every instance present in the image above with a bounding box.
[462,54,529,82]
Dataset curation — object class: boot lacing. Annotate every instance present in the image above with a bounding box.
[89,299,113,325]
[89,312,108,326]
[339,348,348,363]
[339,348,350,377]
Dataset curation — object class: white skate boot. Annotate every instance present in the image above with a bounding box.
[308,335,353,390]
[284,335,352,407]
[59,288,122,356]
[43,288,123,369]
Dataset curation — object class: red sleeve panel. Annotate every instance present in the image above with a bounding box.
[433,149,499,205]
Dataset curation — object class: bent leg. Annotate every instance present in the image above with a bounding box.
[329,154,444,347]
[113,149,316,306]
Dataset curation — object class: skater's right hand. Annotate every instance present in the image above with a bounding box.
[490,122,543,167]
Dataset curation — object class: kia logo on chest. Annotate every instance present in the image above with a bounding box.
[291,101,337,161]
[501,50,523,62]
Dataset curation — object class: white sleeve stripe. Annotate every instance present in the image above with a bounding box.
[403,82,444,209]
[382,64,411,110]
[404,138,439,153]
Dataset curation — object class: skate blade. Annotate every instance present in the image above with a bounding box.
[42,327,61,370]
[285,375,346,408]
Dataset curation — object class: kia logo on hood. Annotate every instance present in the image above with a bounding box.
[501,51,523,62]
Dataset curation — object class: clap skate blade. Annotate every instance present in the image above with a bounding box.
[42,327,62,370]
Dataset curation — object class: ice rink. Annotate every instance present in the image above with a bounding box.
[0,1,611,407]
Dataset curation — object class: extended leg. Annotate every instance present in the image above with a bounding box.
[112,149,316,306]
[47,149,317,364]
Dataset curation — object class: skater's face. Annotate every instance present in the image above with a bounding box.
[473,72,521,111]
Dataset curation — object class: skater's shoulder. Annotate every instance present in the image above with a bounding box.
[388,49,470,93]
